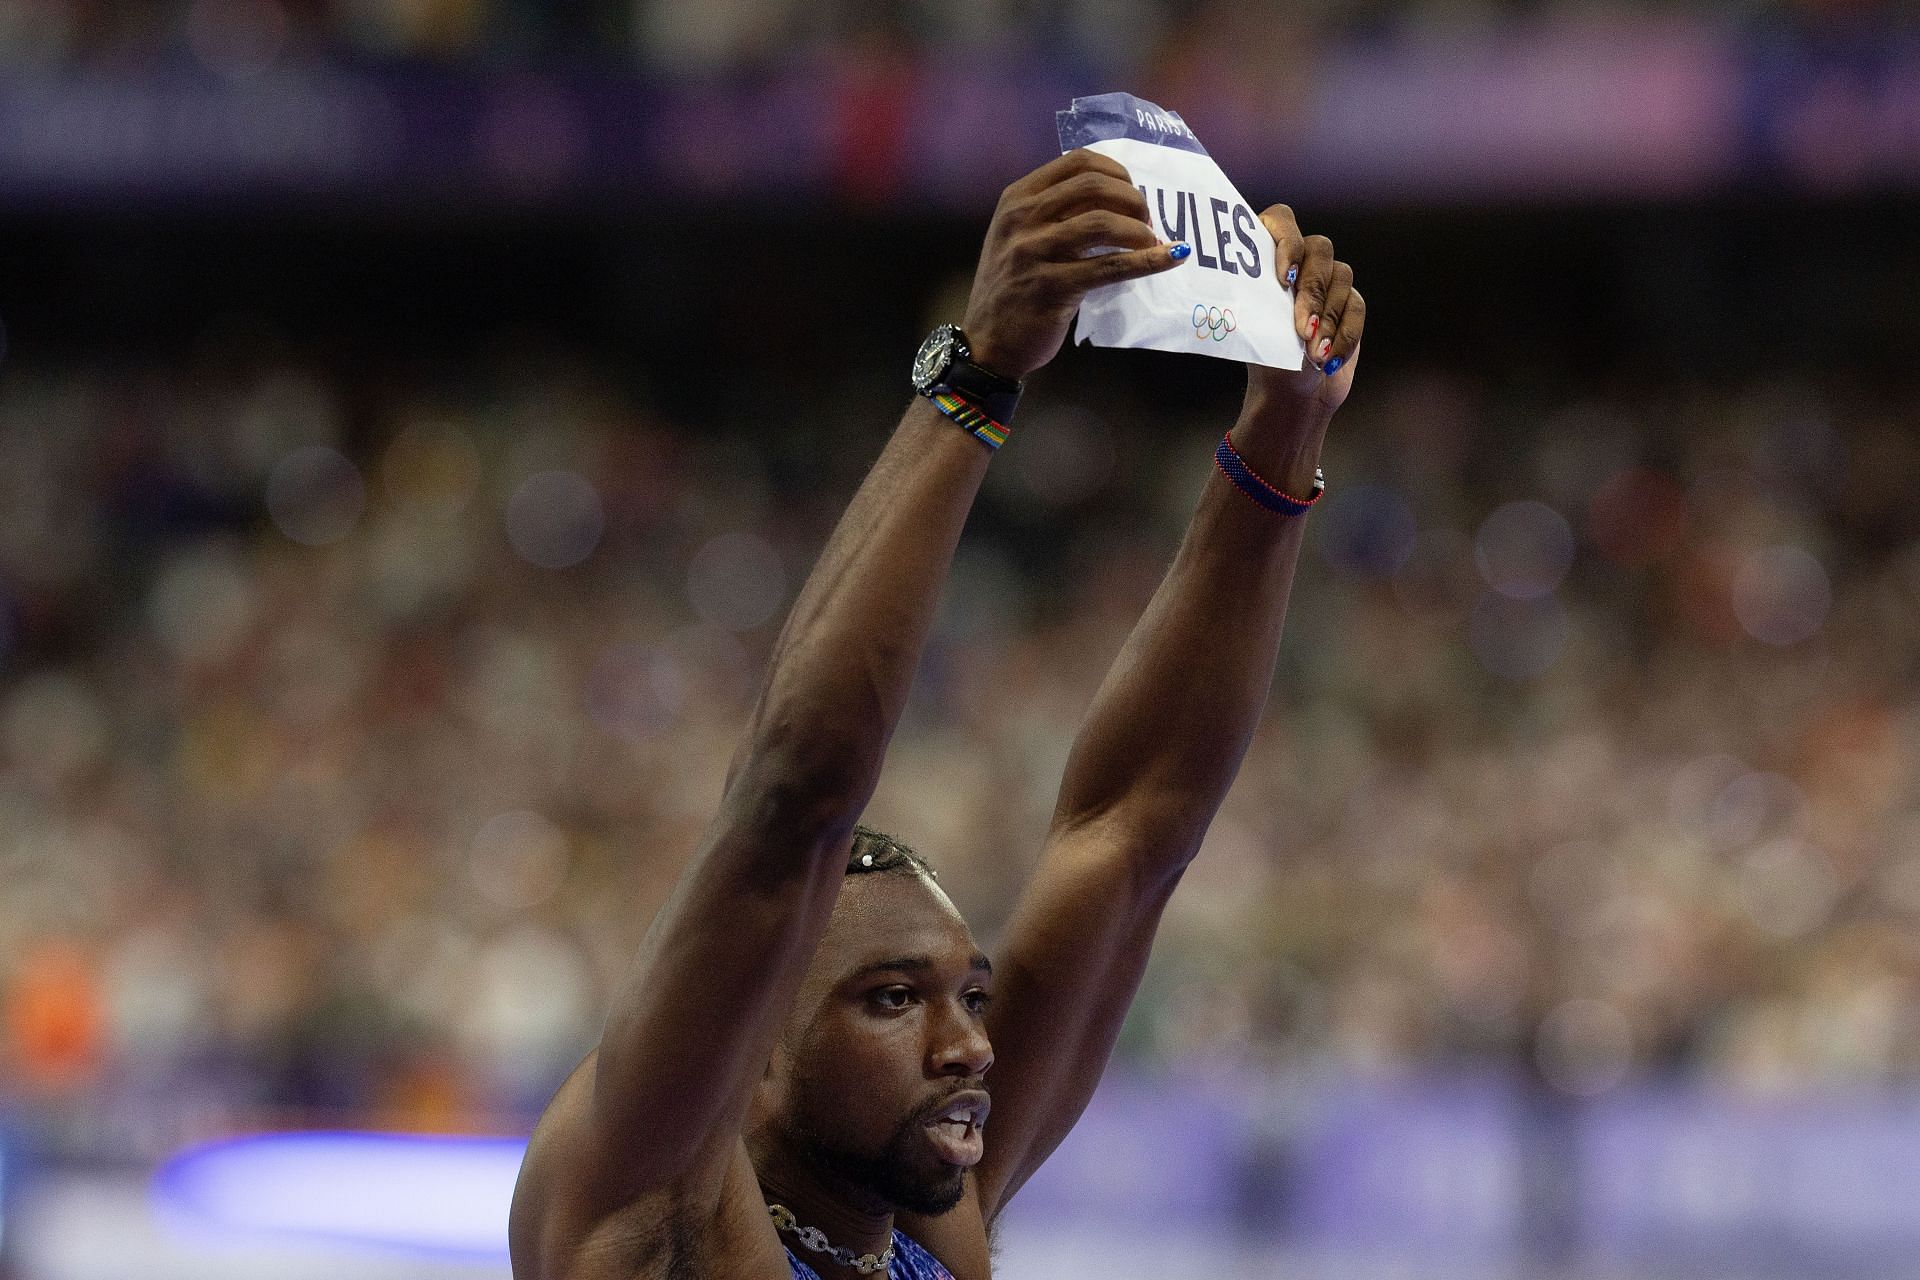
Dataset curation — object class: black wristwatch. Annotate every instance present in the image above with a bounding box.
[911,324,1022,429]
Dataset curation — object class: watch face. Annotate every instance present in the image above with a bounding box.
[911,326,957,392]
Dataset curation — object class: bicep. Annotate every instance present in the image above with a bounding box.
[973,820,1184,1218]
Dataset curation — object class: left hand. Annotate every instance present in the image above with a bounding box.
[1249,204,1364,413]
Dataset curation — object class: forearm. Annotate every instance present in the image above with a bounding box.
[1050,387,1331,860]
[726,398,991,832]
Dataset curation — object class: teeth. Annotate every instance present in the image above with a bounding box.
[929,1099,986,1129]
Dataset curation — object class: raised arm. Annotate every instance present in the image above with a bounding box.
[509,150,1187,1275]
[972,206,1365,1217]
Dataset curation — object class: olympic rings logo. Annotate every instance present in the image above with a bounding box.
[1192,304,1236,342]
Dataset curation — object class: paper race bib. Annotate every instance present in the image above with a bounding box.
[1056,93,1304,371]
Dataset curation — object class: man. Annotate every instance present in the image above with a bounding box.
[509,148,1365,1280]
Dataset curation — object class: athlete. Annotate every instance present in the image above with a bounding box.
[509,148,1365,1280]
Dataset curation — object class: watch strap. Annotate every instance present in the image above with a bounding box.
[929,391,1010,449]
[932,354,1021,429]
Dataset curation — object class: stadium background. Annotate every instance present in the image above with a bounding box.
[2,2,1920,1276]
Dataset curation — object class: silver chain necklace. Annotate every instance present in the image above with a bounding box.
[768,1202,895,1275]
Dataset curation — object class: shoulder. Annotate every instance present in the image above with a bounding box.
[510,1055,791,1280]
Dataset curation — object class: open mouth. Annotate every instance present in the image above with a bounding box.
[922,1091,990,1168]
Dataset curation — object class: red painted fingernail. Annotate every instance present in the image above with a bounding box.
[1316,337,1332,362]
[1307,314,1320,339]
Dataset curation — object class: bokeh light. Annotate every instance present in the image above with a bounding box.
[147,541,259,668]
[1736,838,1838,940]
[1708,770,1803,850]
[266,446,366,546]
[468,811,570,913]
[1731,544,1831,646]
[506,470,604,569]
[1475,500,1575,599]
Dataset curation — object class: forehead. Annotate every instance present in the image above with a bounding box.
[818,871,980,973]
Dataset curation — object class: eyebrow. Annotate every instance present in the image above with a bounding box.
[853,953,993,980]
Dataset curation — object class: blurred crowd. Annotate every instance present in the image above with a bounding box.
[0,0,1890,75]
[1,341,1918,1146]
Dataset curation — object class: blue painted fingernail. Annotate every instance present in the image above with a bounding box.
[1324,355,1345,376]
[1169,242,1192,261]
[1285,264,1299,285]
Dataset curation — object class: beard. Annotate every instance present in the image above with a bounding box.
[791,1089,972,1216]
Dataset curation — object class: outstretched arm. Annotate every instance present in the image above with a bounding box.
[509,150,1187,1276]
[972,206,1365,1218]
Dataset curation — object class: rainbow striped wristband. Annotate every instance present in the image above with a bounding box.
[1215,432,1325,517]
[930,392,1010,450]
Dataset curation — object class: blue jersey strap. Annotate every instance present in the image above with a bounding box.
[891,1232,957,1279]
[786,1230,956,1279]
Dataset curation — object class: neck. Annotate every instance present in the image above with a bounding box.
[757,1152,896,1277]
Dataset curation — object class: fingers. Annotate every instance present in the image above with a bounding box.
[1007,147,1133,201]
[1260,204,1304,291]
[1323,290,1364,376]
[1308,262,1355,367]
[1292,234,1336,352]
[1053,241,1188,291]
[1034,208,1161,261]
[1028,169,1152,228]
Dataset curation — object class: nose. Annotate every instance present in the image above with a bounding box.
[929,1003,994,1079]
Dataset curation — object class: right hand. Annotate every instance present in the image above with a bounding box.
[960,149,1189,380]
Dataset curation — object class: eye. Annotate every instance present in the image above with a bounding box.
[963,989,993,1014]
[871,986,914,1010]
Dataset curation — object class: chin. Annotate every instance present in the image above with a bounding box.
[795,1131,969,1218]
[891,1171,966,1217]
